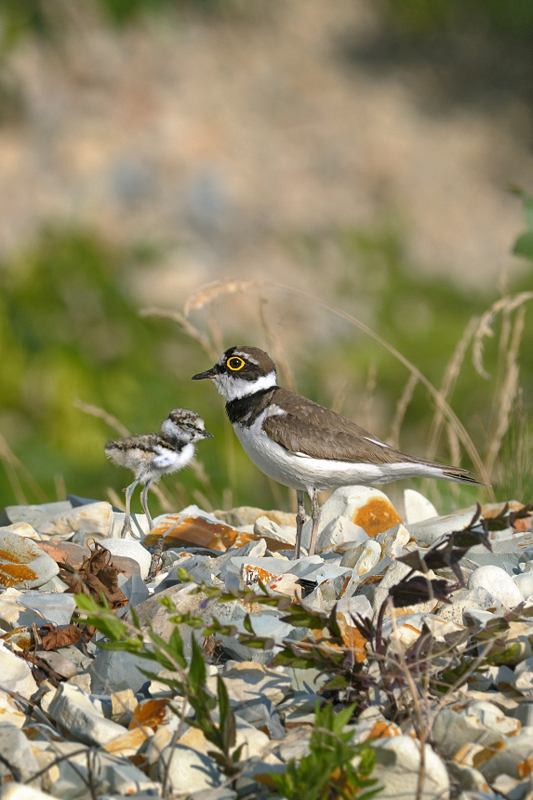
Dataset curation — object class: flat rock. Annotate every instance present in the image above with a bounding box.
[476,734,533,782]
[372,735,450,800]
[407,509,477,546]
[89,647,163,695]
[514,571,533,599]
[0,785,57,800]
[0,588,52,630]
[37,501,117,539]
[158,743,222,795]
[0,722,40,783]
[213,506,296,528]
[0,641,38,698]
[0,501,73,530]
[47,682,127,746]
[0,523,42,540]
[144,507,248,551]
[217,661,292,706]
[0,533,59,590]
[432,706,506,761]
[17,591,76,627]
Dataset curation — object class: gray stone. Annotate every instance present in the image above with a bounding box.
[218,661,292,706]
[438,587,504,625]
[220,612,293,664]
[158,743,221,795]
[514,657,533,692]
[89,647,162,695]
[432,706,506,761]
[117,572,150,608]
[0,501,73,530]
[0,722,40,783]
[234,697,285,739]
[407,510,476,546]
[97,752,161,796]
[0,641,37,698]
[47,683,127,747]
[371,736,449,800]
[477,734,533,781]
[18,591,76,627]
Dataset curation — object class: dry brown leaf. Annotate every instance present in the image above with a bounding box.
[41,623,84,650]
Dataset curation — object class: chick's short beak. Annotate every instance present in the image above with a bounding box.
[202,430,214,439]
[191,367,217,380]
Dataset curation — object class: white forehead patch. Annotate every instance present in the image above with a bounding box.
[233,350,259,366]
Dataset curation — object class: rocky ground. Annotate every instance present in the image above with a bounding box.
[0,486,533,800]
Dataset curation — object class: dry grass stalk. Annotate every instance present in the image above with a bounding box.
[472,292,533,380]
[139,307,219,361]
[106,487,124,511]
[183,279,262,316]
[54,473,67,502]
[258,295,296,391]
[484,305,526,479]
[427,315,478,462]
[357,362,377,431]
[331,379,349,415]
[389,372,419,449]
[149,482,174,513]
[73,399,130,438]
[181,278,490,487]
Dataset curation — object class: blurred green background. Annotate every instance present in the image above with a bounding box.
[0,0,531,516]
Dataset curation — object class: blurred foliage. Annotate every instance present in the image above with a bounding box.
[0,219,530,516]
[0,0,234,47]
[341,0,533,112]
[0,228,220,510]
[512,188,533,262]
[382,0,533,34]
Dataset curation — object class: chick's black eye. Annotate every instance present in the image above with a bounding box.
[227,357,245,371]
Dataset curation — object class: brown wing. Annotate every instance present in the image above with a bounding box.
[263,388,410,464]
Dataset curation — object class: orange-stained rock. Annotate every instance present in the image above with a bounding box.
[144,514,248,550]
[353,498,402,538]
[0,533,59,589]
[103,727,148,756]
[129,698,172,732]
[243,564,278,585]
[301,612,367,664]
[145,513,294,553]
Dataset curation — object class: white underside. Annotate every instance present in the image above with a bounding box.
[110,442,195,482]
[234,413,451,493]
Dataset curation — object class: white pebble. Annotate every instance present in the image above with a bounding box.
[468,565,524,609]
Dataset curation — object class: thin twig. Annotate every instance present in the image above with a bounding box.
[73,399,130,438]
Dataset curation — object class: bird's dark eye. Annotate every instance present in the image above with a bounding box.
[227,356,245,371]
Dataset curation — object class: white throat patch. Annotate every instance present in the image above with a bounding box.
[214,371,277,401]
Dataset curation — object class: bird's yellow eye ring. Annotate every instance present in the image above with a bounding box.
[227,356,245,371]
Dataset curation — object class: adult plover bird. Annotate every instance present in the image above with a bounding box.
[105,408,213,537]
[192,346,482,558]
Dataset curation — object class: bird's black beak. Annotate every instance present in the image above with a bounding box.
[191,366,217,380]
[203,430,214,439]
